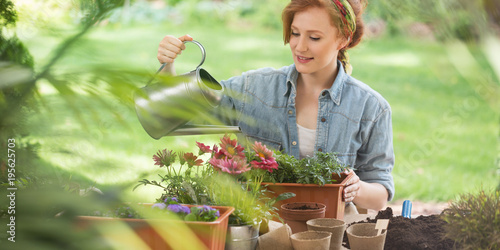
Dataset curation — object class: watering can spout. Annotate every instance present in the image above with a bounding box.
[133,41,226,139]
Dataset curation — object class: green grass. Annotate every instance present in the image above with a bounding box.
[21,20,499,203]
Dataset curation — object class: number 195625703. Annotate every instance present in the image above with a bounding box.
[7,139,15,184]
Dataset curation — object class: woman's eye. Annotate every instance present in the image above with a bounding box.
[291,32,299,36]
[310,37,320,41]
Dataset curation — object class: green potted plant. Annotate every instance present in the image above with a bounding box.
[262,151,352,219]
[193,136,294,250]
[134,134,294,250]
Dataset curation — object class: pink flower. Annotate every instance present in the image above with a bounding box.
[212,145,225,160]
[250,142,278,172]
[219,135,245,159]
[183,152,203,167]
[252,142,273,159]
[153,149,176,167]
[196,142,212,154]
[209,158,251,175]
[250,158,279,172]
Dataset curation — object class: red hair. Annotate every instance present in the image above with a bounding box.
[282,0,367,67]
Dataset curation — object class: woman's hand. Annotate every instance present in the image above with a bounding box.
[343,169,360,203]
[157,34,193,64]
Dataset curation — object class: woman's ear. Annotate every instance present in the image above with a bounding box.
[337,36,350,50]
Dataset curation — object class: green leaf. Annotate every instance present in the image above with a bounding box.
[274,192,295,203]
[184,213,197,221]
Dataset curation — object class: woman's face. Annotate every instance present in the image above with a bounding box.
[289,7,345,77]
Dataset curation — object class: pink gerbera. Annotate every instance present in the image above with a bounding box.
[212,145,225,159]
[219,135,245,159]
[196,142,212,154]
[249,142,278,172]
[208,157,251,175]
[153,149,176,167]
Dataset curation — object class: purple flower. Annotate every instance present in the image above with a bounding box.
[164,197,178,203]
[167,204,190,214]
[181,206,191,214]
[152,203,166,209]
[201,205,219,217]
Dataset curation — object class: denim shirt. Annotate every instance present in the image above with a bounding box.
[217,61,395,200]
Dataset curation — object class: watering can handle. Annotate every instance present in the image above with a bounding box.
[157,40,206,73]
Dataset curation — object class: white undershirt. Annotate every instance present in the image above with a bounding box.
[297,123,316,159]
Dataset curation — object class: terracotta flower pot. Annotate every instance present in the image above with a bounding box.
[306,218,346,250]
[76,204,234,250]
[280,202,326,234]
[346,223,387,250]
[262,172,353,219]
[290,231,332,250]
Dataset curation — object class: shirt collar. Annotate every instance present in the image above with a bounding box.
[284,61,347,106]
[284,65,299,97]
[328,61,346,105]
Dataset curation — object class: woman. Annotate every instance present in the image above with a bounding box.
[157,0,394,211]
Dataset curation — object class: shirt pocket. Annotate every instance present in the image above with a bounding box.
[242,134,282,152]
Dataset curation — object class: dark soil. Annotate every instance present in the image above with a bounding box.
[284,203,323,210]
[343,207,459,250]
[292,205,321,210]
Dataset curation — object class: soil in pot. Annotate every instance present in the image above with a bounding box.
[281,202,326,234]
[342,207,459,250]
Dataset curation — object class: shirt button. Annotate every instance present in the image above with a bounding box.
[318,148,323,152]
[322,92,327,96]
[288,110,293,115]
[321,117,326,122]
[292,141,297,146]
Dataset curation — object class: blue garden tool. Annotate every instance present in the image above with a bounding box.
[402,200,412,218]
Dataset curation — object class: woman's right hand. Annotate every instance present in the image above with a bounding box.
[157,34,194,64]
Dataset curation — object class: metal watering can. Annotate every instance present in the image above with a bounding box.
[134,40,238,139]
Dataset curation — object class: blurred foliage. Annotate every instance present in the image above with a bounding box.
[0,0,17,26]
[0,0,144,248]
[0,0,37,190]
[442,188,500,250]
[368,0,494,42]
[0,185,121,249]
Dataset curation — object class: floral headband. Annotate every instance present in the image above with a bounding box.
[331,0,356,40]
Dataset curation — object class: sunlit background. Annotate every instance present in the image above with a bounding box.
[1,0,499,248]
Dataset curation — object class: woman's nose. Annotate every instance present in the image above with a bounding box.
[295,37,308,52]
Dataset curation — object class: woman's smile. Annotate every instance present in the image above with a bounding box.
[296,55,313,63]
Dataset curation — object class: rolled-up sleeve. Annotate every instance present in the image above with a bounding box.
[355,106,395,201]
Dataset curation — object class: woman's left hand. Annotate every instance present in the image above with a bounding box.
[343,169,360,203]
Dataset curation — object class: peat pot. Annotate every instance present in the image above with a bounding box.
[307,218,347,250]
[290,231,332,250]
[346,223,387,250]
